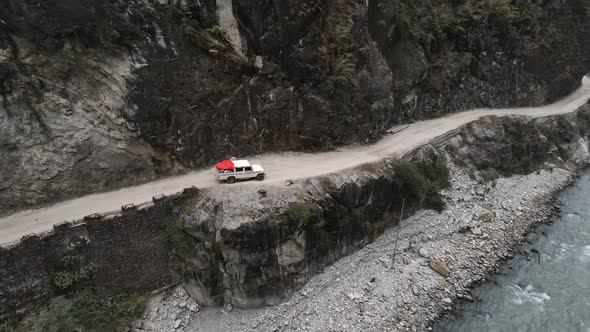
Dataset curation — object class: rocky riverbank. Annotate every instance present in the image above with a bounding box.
[131,286,202,332]
[130,157,587,331]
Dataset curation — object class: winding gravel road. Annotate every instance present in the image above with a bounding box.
[1,77,589,245]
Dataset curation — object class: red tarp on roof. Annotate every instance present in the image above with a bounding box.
[215,159,234,170]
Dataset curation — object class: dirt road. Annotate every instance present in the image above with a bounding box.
[1,77,589,245]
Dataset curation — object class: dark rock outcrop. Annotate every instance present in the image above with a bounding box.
[448,104,590,178]
[1,0,589,213]
[368,0,590,119]
[0,191,197,320]
[178,151,451,307]
[2,109,589,319]
[174,108,589,309]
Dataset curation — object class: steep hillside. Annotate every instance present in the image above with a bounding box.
[2,106,589,328]
[1,0,588,213]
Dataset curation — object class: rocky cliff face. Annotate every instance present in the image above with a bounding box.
[179,151,449,307]
[0,0,161,212]
[369,0,590,118]
[1,105,589,322]
[1,0,589,213]
[174,107,590,309]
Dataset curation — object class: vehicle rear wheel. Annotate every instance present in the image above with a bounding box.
[227,176,236,184]
[256,174,265,181]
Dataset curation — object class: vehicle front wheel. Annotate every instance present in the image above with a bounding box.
[256,174,265,181]
[227,176,236,184]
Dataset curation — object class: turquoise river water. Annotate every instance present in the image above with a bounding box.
[437,170,590,332]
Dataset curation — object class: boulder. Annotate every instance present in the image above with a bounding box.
[478,208,495,222]
[471,227,483,236]
[429,259,450,278]
[418,247,430,258]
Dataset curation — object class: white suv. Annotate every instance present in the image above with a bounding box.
[215,159,266,183]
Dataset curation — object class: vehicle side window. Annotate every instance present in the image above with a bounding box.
[236,167,244,172]
[245,167,252,172]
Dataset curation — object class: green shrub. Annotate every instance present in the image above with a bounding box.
[417,155,451,188]
[389,158,449,212]
[167,223,198,258]
[0,321,16,332]
[33,297,79,332]
[332,54,356,84]
[287,203,312,224]
[487,0,520,19]
[205,25,222,36]
[54,264,96,290]
[30,292,146,332]
[199,30,228,50]
[73,292,146,330]
[159,3,229,51]
[326,1,357,85]
[62,255,75,268]
[393,162,431,202]
[432,4,466,36]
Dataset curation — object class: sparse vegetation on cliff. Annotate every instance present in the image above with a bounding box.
[54,264,96,290]
[326,0,358,85]
[577,104,590,131]
[167,222,198,259]
[5,291,145,332]
[287,202,312,224]
[156,3,230,51]
[52,255,96,291]
[0,321,15,332]
[391,159,449,213]
[371,0,552,103]
[377,0,520,42]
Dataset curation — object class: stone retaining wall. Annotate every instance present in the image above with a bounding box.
[0,187,199,319]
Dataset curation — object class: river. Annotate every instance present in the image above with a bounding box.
[437,170,590,332]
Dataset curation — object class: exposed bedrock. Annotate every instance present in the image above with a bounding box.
[175,107,590,308]
[1,0,589,214]
[367,0,590,117]
[180,154,449,307]
[1,107,589,320]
